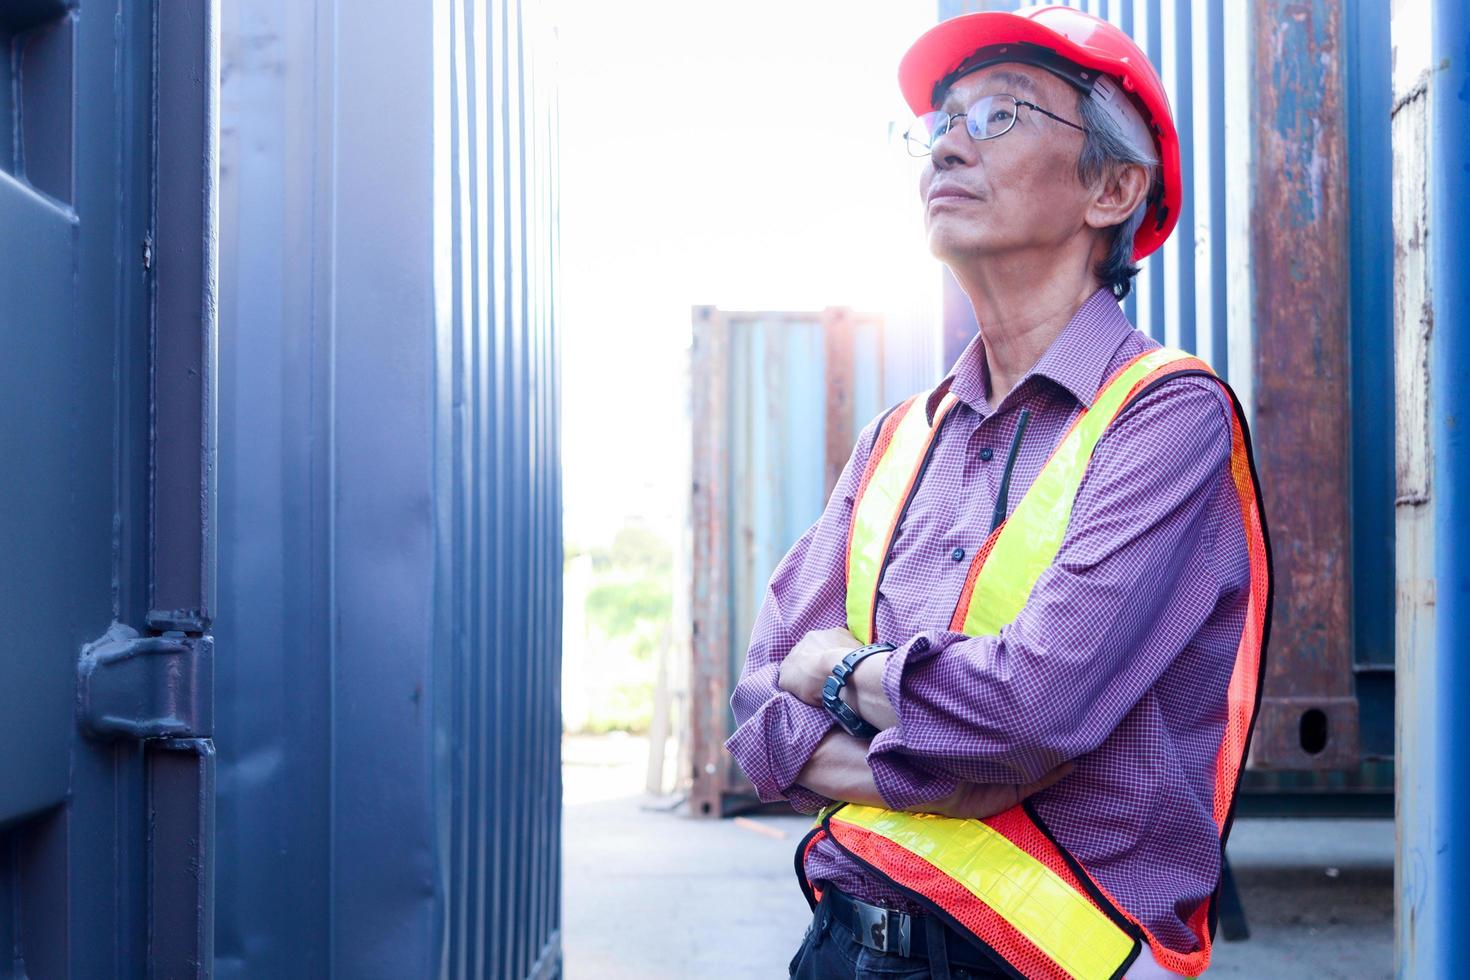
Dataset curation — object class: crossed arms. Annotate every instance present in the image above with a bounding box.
[771,626,1073,818]
[723,378,1242,815]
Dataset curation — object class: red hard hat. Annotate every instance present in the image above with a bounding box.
[898,4,1180,262]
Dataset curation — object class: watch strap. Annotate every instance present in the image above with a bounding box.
[821,642,894,738]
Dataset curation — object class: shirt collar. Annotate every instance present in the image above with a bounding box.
[924,287,1135,423]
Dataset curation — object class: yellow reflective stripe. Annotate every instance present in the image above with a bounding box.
[961,348,1200,636]
[845,392,959,644]
[833,805,1135,980]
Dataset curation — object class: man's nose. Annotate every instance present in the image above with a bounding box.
[930,119,975,170]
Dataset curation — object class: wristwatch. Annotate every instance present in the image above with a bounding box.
[821,642,895,738]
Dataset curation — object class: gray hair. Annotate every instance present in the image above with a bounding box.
[1074,93,1158,300]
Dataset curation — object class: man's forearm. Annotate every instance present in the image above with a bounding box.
[792,729,888,808]
[778,630,899,730]
[846,650,898,729]
[793,726,1076,819]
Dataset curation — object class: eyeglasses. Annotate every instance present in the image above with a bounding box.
[903,94,1088,157]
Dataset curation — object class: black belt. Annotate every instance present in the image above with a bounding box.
[823,885,1003,973]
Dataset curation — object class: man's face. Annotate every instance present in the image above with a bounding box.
[917,63,1092,268]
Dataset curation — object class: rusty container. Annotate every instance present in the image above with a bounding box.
[688,307,939,817]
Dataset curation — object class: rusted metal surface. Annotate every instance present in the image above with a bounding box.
[689,307,735,819]
[1244,0,1360,771]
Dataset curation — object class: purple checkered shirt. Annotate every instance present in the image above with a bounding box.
[724,287,1251,952]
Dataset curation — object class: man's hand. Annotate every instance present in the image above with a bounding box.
[778,627,865,706]
[910,762,1075,820]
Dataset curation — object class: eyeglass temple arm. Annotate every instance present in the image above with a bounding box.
[1018,100,1087,133]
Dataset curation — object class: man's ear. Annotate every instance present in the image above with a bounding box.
[1084,162,1150,232]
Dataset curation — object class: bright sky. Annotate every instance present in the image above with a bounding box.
[553,0,944,549]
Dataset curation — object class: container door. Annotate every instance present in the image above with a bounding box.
[0,1,217,976]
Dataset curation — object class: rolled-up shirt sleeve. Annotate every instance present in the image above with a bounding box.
[866,378,1241,803]
[725,411,957,813]
[724,518,843,810]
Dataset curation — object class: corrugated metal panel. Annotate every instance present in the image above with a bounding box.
[689,308,933,816]
[435,0,563,974]
[1242,0,1360,773]
[215,0,561,975]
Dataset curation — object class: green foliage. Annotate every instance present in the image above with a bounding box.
[585,578,670,660]
[577,682,656,734]
[587,523,672,575]
[565,520,674,734]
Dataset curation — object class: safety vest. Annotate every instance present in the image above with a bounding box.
[796,347,1272,980]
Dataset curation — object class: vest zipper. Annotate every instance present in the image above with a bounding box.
[989,407,1030,533]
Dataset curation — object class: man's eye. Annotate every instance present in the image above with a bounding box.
[989,109,1014,124]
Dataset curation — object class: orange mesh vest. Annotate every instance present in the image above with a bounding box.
[795,348,1272,980]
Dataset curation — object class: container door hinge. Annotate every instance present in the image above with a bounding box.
[77,621,213,741]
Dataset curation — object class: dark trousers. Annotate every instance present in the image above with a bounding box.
[787,888,1007,980]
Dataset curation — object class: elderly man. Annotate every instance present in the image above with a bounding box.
[724,7,1271,980]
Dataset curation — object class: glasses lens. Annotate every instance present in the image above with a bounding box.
[966,96,1018,140]
[905,111,948,155]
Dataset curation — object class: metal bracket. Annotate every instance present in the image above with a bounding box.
[1247,695,1360,771]
[77,621,213,741]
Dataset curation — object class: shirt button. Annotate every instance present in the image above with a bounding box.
[951,547,966,562]
[978,447,994,462]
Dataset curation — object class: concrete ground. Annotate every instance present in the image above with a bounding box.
[563,734,1392,979]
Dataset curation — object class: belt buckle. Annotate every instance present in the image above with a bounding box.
[853,898,912,956]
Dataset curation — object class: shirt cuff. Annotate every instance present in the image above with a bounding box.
[868,627,1036,785]
[879,630,938,717]
[866,746,959,811]
[785,784,838,815]
[859,632,955,809]
[724,691,837,804]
